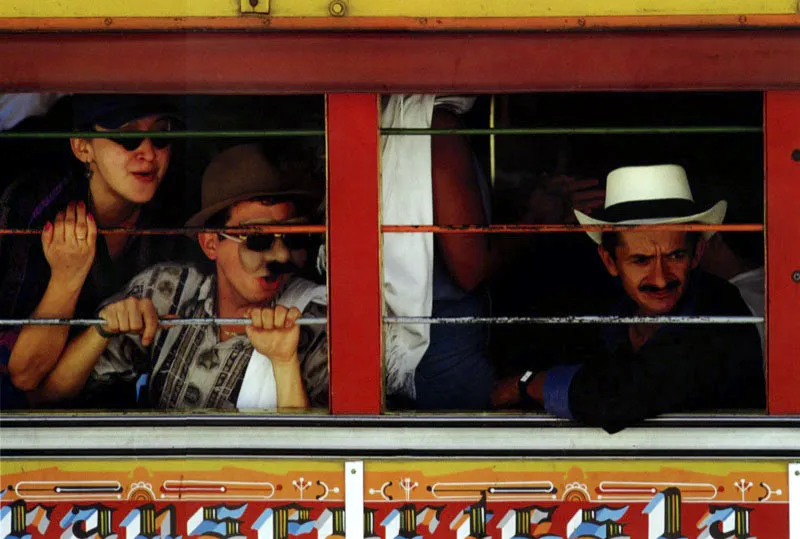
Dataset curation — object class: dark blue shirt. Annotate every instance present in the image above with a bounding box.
[542,271,766,433]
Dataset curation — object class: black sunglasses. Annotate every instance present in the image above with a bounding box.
[219,232,316,251]
[104,133,173,152]
[95,118,177,152]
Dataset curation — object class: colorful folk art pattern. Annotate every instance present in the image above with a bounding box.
[0,460,790,538]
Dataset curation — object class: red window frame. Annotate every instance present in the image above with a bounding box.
[0,31,798,416]
[765,91,800,415]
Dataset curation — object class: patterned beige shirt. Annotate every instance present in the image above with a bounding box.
[86,263,328,409]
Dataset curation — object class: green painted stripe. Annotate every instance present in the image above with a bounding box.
[0,129,325,139]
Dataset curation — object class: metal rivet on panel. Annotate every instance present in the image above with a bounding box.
[329,0,347,17]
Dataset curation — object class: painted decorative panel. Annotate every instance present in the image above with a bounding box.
[1,459,790,538]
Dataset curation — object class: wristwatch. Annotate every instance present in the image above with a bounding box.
[517,370,537,406]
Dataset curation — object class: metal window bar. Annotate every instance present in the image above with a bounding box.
[385,315,764,325]
[0,317,327,327]
[0,126,761,140]
[380,126,762,135]
[382,223,764,233]
[0,315,763,328]
[0,225,327,236]
[0,224,763,236]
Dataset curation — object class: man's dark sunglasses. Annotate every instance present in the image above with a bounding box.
[219,232,316,251]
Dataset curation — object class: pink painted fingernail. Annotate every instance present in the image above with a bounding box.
[78,201,85,209]
[87,214,95,222]
[44,222,52,231]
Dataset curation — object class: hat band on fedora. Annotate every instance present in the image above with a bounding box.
[597,198,699,223]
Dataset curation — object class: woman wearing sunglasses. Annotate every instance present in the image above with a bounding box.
[0,94,190,409]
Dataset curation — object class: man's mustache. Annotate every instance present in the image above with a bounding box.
[639,280,681,293]
[265,261,301,276]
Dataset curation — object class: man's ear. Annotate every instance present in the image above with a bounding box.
[69,137,93,164]
[198,232,218,261]
[691,237,708,269]
[598,245,620,277]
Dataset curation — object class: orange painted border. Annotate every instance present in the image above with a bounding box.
[1,31,800,93]
[764,91,800,415]
[326,94,382,414]
[0,14,798,32]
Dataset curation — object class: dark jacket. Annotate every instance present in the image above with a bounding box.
[0,167,196,409]
[542,271,765,433]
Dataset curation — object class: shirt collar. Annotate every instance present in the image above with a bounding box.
[190,272,216,317]
[603,272,701,352]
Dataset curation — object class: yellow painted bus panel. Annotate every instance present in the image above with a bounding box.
[0,0,796,18]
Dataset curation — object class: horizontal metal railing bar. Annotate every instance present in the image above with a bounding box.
[1,225,764,236]
[386,315,764,325]
[1,224,763,235]
[0,317,327,327]
[383,223,764,233]
[0,127,762,140]
[0,129,326,139]
[1,316,762,327]
[381,126,763,136]
[0,225,327,235]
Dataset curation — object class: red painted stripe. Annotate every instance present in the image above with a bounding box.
[765,91,800,414]
[0,32,799,92]
[326,94,382,414]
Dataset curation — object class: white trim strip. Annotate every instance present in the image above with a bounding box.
[1,426,798,455]
[790,463,800,539]
[345,461,364,539]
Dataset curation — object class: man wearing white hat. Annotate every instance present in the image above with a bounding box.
[492,164,765,433]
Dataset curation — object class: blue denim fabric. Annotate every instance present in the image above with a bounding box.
[413,292,495,410]
[543,363,582,419]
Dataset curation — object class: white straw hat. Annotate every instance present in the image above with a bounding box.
[574,164,727,244]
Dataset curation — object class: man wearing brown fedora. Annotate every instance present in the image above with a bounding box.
[34,144,328,410]
[492,164,765,432]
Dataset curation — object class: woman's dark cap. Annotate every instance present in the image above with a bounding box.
[72,94,182,130]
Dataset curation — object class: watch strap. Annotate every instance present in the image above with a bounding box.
[517,370,537,406]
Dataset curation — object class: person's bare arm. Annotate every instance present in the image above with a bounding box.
[29,326,110,403]
[272,359,309,409]
[9,202,97,391]
[491,371,548,409]
[247,306,310,409]
[31,296,158,404]
[430,109,489,292]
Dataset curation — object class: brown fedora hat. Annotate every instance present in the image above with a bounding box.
[185,143,321,227]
